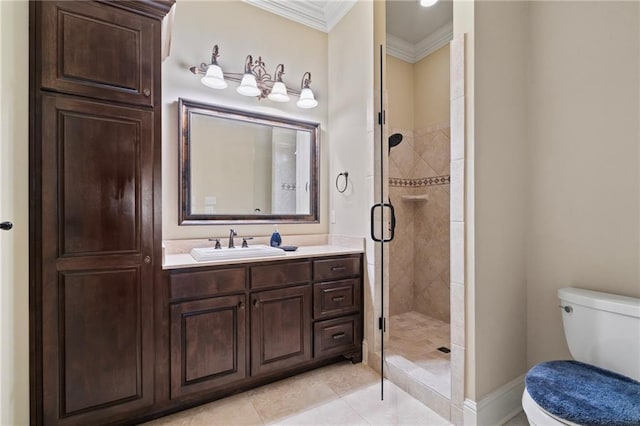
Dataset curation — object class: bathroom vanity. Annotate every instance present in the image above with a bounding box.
[161,246,364,414]
[29,1,361,424]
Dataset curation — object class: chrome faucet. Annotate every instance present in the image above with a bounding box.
[228,229,237,248]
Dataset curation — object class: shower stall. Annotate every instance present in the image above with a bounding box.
[383,0,453,404]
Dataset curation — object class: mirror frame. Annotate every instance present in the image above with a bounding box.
[179,98,320,225]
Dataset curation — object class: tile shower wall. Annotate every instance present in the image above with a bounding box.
[389,123,450,322]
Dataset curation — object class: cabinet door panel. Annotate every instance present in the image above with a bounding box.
[171,296,247,399]
[40,95,155,425]
[60,110,141,256]
[61,269,142,415]
[251,285,312,375]
[42,95,152,259]
[40,1,155,106]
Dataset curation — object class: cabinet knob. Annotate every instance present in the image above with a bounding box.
[144,256,151,264]
[0,221,13,231]
[253,299,260,308]
[238,300,245,309]
[143,88,151,97]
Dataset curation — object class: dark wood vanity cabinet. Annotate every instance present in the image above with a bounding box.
[312,256,363,361]
[30,1,173,425]
[251,285,313,375]
[165,254,363,408]
[170,295,248,399]
[38,1,157,107]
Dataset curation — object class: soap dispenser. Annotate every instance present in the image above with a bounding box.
[270,226,282,247]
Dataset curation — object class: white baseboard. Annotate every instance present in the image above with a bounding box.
[463,375,525,425]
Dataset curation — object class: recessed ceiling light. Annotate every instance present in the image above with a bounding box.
[419,0,438,7]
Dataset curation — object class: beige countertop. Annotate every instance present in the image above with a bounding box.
[162,235,365,270]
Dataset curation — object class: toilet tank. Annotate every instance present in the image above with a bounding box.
[558,287,640,381]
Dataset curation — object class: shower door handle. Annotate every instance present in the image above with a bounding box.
[370,203,396,242]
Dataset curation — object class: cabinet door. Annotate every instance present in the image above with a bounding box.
[40,95,155,425]
[170,295,247,399]
[38,1,156,106]
[251,285,312,375]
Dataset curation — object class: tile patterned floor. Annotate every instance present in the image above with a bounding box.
[387,311,451,396]
[143,361,451,425]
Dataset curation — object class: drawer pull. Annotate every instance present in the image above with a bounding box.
[332,296,345,302]
[331,266,346,272]
[332,332,346,340]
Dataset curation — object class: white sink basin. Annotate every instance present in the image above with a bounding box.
[190,244,286,262]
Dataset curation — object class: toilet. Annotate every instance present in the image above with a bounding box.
[522,287,640,425]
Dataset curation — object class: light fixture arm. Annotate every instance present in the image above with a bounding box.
[190,44,316,105]
[211,44,220,65]
[274,64,285,82]
[301,72,312,89]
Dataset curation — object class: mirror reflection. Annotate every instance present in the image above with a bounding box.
[179,99,319,224]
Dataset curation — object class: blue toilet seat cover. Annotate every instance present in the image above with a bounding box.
[526,360,640,426]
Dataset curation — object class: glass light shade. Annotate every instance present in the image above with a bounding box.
[236,74,261,97]
[201,64,227,89]
[419,0,438,6]
[267,81,290,102]
[296,87,318,109]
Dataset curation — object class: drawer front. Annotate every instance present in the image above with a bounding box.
[170,268,246,300]
[313,279,361,319]
[313,256,361,281]
[251,261,311,289]
[314,315,361,358]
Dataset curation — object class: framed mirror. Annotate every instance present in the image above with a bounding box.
[179,98,320,224]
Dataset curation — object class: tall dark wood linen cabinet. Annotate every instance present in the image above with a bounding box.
[30,1,174,424]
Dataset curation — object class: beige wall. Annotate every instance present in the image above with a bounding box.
[526,0,640,366]
[460,0,640,405]
[0,0,30,424]
[163,1,328,239]
[387,56,414,132]
[414,45,450,129]
[327,0,375,352]
[474,1,529,400]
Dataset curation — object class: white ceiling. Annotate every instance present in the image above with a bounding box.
[243,0,452,63]
[386,0,453,45]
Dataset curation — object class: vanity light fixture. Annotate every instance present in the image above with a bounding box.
[190,45,317,109]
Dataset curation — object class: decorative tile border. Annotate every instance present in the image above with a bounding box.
[389,175,450,187]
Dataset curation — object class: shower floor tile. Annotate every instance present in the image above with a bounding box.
[388,311,451,391]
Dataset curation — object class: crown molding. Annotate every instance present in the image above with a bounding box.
[243,0,356,33]
[386,33,415,63]
[324,0,358,32]
[387,21,453,64]
[243,0,326,32]
[414,21,453,62]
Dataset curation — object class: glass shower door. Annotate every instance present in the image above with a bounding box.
[370,43,396,400]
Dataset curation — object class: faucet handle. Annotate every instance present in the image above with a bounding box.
[208,238,221,249]
[241,237,254,248]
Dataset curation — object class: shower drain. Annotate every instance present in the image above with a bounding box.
[437,346,451,354]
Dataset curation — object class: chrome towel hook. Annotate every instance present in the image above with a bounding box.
[336,171,349,193]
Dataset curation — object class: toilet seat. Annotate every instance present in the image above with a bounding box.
[522,387,578,426]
